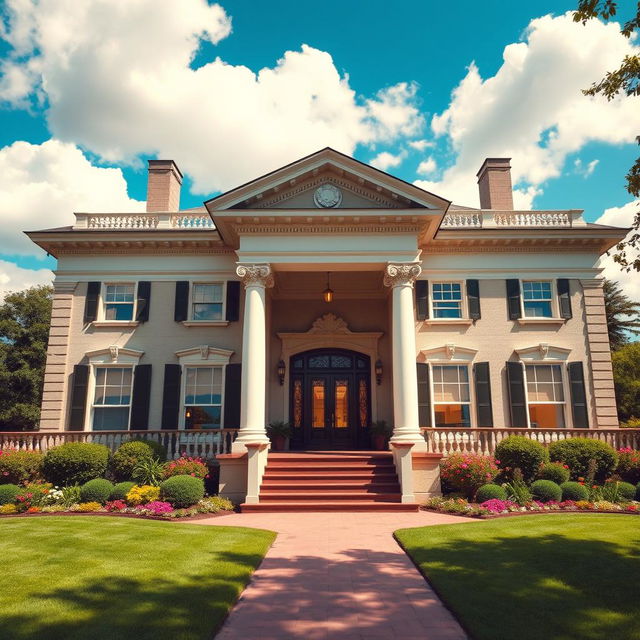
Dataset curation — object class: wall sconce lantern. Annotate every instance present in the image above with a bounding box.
[375,359,383,385]
[277,359,286,385]
[323,272,334,303]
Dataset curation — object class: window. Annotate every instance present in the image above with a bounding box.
[432,282,463,319]
[522,281,553,318]
[184,366,223,429]
[432,365,471,427]
[525,364,565,428]
[191,283,223,321]
[104,284,135,321]
[92,367,132,430]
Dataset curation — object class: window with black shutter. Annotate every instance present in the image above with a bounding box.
[68,364,89,430]
[226,281,241,322]
[415,280,429,321]
[174,281,189,322]
[506,280,522,320]
[130,364,152,430]
[136,281,151,323]
[506,361,528,427]
[223,363,242,428]
[474,362,493,426]
[161,364,182,429]
[83,282,101,323]
[568,361,589,428]
[467,279,481,320]
[557,279,573,319]
[416,362,431,427]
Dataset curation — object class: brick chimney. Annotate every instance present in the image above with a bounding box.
[146,160,183,212]
[476,158,513,210]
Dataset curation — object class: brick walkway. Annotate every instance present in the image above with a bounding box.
[193,510,478,640]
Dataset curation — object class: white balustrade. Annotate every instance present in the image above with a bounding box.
[75,212,215,230]
[442,210,577,229]
[171,214,215,229]
[441,213,482,228]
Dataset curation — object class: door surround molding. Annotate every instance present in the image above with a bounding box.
[277,314,383,424]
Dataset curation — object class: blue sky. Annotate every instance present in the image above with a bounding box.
[0,0,638,294]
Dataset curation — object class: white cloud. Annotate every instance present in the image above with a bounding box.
[0,260,53,300]
[408,139,434,151]
[415,13,640,207]
[0,139,144,255]
[370,150,406,171]
[0,0,423,194]
[596,200,640,300]
[574,158,599,177]
[416,156,437,176]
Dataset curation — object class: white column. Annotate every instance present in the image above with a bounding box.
[233,264,274,450]
[384,263,424,447]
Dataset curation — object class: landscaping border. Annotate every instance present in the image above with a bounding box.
[0,510,234,522]
[421,507,640,520]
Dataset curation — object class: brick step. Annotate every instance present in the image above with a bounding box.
[268,453,393,462]
[261,481,400,491]
[266,463,395,472]
[263,470,398,480]
[241,501,419,513]
[258,491,402,501]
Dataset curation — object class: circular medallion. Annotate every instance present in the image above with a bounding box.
[313,184,342,208]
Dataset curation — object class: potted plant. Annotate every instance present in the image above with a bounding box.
[370,420,392,451]
[266,421,292,452]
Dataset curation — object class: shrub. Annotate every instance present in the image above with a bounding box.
[536,462,570,485]
[110,481,136,501]
[160,475,205,508]
[43,442,109,485]
[608,480,636,501]
[503,469,533,506]
[163,456,208,480]
[549,438,618,482]
[495,436,548,483]
[0,449,43,484]
[110,440,165,481]
[616,448,640,484]
[560,481,589,501]
[132,457,165,486]
[18,483,51,506]
[80,478,114,504]
[0,484,20,505]
[125,485,160,506]
[197,496,234,513]
[439,454,499,499]
[475,484,507,503]
[531,479,562,503]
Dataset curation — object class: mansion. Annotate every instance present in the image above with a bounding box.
[27,148,626,507]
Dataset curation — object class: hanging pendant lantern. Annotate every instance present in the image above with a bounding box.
[323,272,334,303]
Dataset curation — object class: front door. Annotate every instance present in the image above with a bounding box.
[289,349,371,450]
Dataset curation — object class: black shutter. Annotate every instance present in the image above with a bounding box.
[568,361,589,428]
[130,364,152,430]
[467,279,481,320]
[417,362,431,427]
[174,281,189,322]
[226,281,240,322]
[136,281,151,323]
[506,279,522,320]
[557,278,573,319]
[506,361,528,427]
[415,280,429,321]
[223,363,242,428]
[83,281,101,323]
[68,364,89,431]
[161,364,181,429]
[474,362,493,427]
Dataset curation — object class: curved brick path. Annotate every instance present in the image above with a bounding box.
[193,511,478,640]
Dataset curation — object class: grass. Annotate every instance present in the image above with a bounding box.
[395,514,640,640]
[0,516,275,640]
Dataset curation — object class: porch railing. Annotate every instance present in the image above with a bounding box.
[0,429,239,460]
[422,428,640,456]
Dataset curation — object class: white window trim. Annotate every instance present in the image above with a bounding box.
[429,362,475,429]
[426,280,469,324]
[518,279,563,324]
[182,281,229,327]
[84,347,144,431]
[175,345,234,430]
[95,282,139,325]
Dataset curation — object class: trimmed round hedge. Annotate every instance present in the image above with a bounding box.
[495,436,548,483]
[0,484,20,505]
[43,442,110,486]
[616,481,637,501]
[160,475,204,508]
[548,438,617,483]
[0,450,43,485]
[475,484,507,503]
[110,440,167,481]
[531,479,562,503]
[80,478,114,504]
[536,462,570,485]
[560,481,589,501]
[110,481,136,501]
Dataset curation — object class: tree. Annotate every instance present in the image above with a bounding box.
[612,341,640,423]
[603,279,640,349]
[0,285,53,431]
[574,1,640,271]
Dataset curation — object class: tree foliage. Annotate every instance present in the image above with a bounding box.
[612,341,640,423]
[603,279,640,349]
[0,286,53,431]
[574,1,640,270]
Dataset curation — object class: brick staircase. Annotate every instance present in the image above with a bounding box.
[240,451,419,512]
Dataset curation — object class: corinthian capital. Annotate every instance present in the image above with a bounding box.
[236,263,274,289]
[383,263,422,288]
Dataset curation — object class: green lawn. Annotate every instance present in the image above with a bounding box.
[0,516,275,640]
[396,514,640,640]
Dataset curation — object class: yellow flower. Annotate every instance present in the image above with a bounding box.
[76,502,101,512]
[0,503,17,514]
[126,485,160,506]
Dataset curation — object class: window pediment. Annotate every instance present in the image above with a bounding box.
[85,346,144,364]
[515,344,571,361]
[175,345,234,365]
[419,344,478,363]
